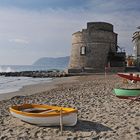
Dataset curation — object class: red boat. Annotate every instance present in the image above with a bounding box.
[117,73,140,82]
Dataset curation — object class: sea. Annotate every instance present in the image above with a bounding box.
[0,65,66,94]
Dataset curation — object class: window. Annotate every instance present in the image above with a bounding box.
[80,46,86,55]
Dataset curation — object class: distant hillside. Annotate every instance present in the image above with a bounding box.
[33,56,70,70]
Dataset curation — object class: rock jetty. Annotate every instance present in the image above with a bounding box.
[0,70,68,78]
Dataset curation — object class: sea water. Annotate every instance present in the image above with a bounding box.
[0,65,65,94]
[0,65,64,72]
[0,76,52,94]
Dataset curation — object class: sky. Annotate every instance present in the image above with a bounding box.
[0,0,140,65]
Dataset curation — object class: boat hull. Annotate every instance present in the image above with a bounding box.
[117,73,140,81]
[113,88,140,97]
[9,104,77,126]
[10,111,77,126]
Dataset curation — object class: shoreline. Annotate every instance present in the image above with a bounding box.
[0,76,79,101]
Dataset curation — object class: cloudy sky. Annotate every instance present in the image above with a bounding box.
[0,0,139,65]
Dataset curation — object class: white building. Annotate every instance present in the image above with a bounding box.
[132,31,140,67]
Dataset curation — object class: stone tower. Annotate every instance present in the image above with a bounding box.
[68,22,118,73]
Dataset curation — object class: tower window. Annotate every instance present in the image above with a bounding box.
[80,46,86,55]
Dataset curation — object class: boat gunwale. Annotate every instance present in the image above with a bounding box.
[9,104,78,117]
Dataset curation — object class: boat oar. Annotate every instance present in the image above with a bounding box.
[39,109,57,114]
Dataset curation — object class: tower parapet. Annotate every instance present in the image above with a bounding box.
[87,22,113,32]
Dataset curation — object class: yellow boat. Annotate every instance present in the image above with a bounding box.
[9,104,77,126]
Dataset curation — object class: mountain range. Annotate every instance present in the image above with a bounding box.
[33,56,70,70]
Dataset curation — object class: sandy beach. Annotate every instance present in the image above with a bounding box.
[0,74,140,140]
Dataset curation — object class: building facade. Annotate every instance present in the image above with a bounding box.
[132,31,140,68]
[68,22,125,73]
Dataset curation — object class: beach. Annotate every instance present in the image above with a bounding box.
[0,74,140,140]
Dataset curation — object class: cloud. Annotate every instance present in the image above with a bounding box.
[0,0,139,64]
[9,38,29,44]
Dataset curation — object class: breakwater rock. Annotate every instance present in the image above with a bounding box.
[0,70,68,78]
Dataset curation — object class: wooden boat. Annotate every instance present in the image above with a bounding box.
[117,73,140,82]
[9,104,77,126]
[113,88,140,99]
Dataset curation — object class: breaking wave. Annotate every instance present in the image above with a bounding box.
[0,66,15,72]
